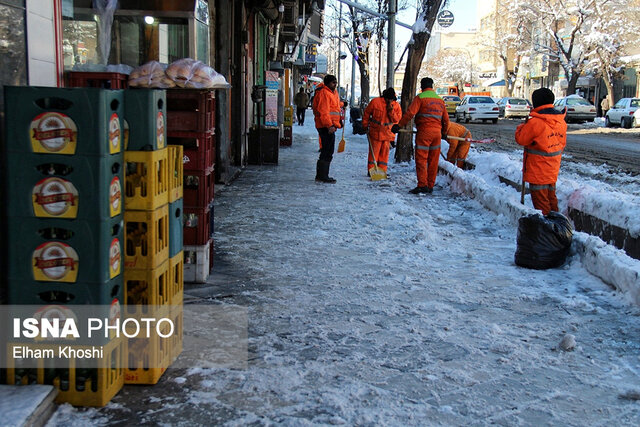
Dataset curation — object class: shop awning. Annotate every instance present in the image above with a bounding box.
[488,80,506,87]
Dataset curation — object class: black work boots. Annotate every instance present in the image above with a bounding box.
[315,160,337,184]
[409,186,432,194]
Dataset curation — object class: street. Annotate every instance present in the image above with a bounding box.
[47,115,640,426]
[463,119,640,175]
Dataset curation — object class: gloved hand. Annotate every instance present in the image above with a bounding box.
[340,120,344,128]
[391,124,400,134]
[390,141,396,148]
[343,101,348,108]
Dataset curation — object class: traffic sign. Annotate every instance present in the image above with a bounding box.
[437,10,454,28]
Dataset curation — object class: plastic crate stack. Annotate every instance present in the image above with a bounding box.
[166,89,215,283]
[3,86,126,406]
[123,89,183,385]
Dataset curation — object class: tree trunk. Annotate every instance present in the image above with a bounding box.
[358,60,370,106]
[566,72,580,96]
[602,71,615,107]
[395,0,443,163]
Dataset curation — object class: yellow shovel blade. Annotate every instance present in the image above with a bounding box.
[368,166,387,181]
[337,137,345,153]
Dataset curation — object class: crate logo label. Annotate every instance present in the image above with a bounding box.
[157,112,165,149]
[32,305,79,341]
[109,238,121,278]
[109,298,121,326]
[30,112,77,154]
[33,242,79,283]
[32,177,79,218]
[123,118,130,150]
[109,113,121,154]
[183,154,191,165]
[109,176,122,217]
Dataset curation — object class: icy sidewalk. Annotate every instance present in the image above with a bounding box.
[48,120,640,425]
[200,126,640,424]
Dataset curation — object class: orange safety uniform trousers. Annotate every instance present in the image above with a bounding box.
[415,129,441,188]
[447,139,470,168]
[529,184,558,216]
[446,123,471,168]
[368,138,391,172]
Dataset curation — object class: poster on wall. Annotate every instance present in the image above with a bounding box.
[265,71,279,127]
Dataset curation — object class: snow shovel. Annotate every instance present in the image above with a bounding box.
[398,130,496,144]
[447,135,496,144]
[367,133,387,181]
[520,153,527,205]
[337,123,346,153]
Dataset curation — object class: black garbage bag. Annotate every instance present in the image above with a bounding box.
[352,119,366,135]
[514,211,573,269]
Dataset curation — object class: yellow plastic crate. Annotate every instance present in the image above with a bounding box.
[169,305,183,363]
[124,258,170,319]
[125,148,169,211]
[6,337,125,407]
[125,319,173,384]
[169,251,184,306]
[124,204,169,270]
[167,145,183,203]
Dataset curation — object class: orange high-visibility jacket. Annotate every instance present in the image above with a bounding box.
[313,83,342,129]
[447,122,471,141]
[362,97,402,141]
[515,104,567,184]
[398,88,449,133]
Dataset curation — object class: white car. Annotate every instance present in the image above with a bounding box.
[605,98,640,128]
[455,96,500,123]
[553,95,596,123]
[497,97,531,118]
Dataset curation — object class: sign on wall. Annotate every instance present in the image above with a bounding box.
[265,71,279,127]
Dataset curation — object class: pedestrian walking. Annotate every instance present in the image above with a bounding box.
[294,87,309,125]
[515,87,567,216]
[362,88,401,177]
[392,77,449,194]
[600,96,610,117]
[445,122,472,168]
[312,74,342,183]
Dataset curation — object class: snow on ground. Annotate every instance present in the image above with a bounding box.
[47,112,640,425]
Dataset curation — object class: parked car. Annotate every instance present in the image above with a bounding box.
[442,95,461,114]
[553,95,596,123]
[605,98,640,128]
[455,95,500,123]
[496,97,531,118]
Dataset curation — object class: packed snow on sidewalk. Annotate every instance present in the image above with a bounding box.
[48,113,640,426]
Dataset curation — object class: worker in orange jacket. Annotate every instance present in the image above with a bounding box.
[392,77,449,194]
[445,122,472,168]
[312,74,342,183]
[515,87,567,215]
[362,88,402,176]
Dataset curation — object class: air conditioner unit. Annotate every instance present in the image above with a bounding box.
[280,0,299,41]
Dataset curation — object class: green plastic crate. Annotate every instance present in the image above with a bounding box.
[168,199,183,258]
[124,89,166,151]
[7,215,124,284]
[5,152,123,220]
[4,86,124,156]
[7,279,123,345]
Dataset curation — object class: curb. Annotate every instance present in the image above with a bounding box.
[438,160,640,305]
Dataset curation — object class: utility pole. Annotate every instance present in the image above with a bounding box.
[386,0,396,89]
[351,28,356,104]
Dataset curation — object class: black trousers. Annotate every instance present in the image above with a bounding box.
[317,127,335,162]
[296,107,306,124]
